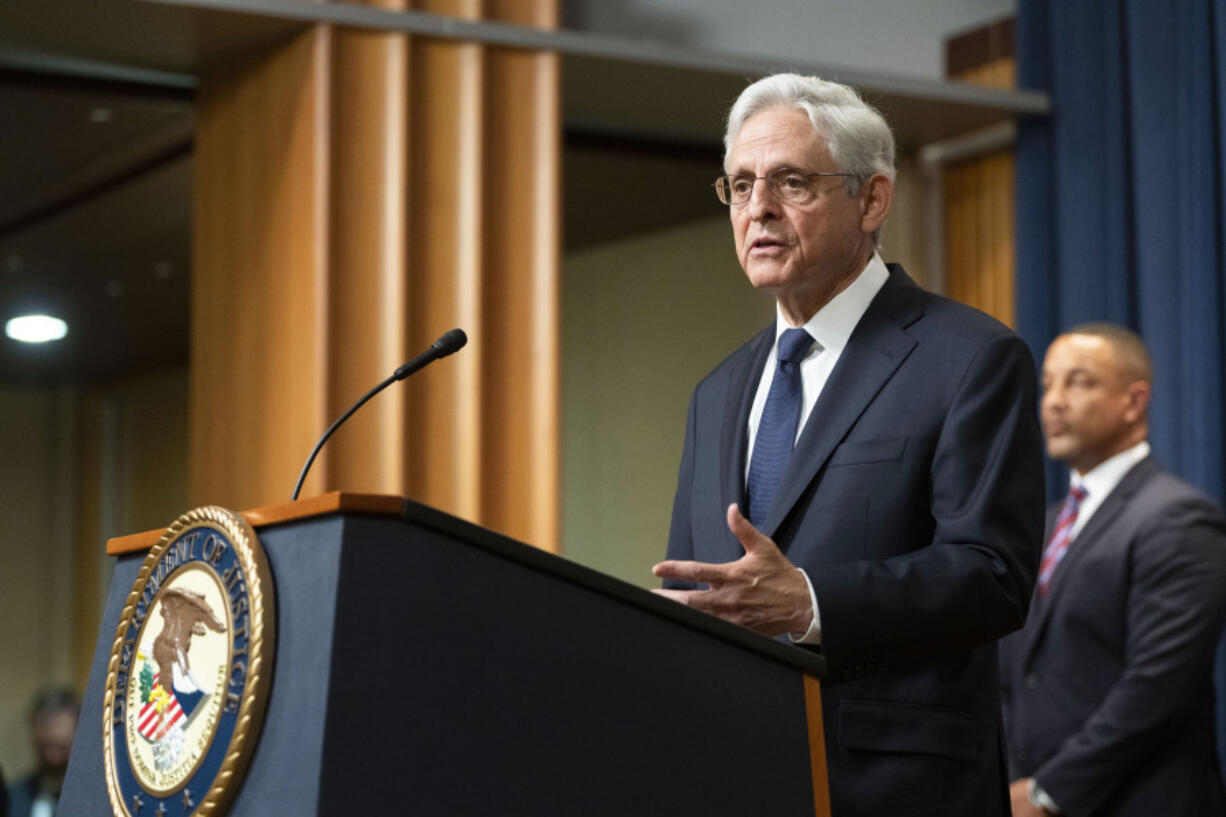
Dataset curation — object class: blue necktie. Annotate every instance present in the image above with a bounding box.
[747,328,815,529]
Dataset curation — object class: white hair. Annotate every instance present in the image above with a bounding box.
[724,73,896,192]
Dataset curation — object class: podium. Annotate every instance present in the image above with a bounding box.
[60,493,830,816]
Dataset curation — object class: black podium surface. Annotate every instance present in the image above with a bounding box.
[62,494,829,816]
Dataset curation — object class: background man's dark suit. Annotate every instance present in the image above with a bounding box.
[1000,457,1226,816]
[666,264,1045,816]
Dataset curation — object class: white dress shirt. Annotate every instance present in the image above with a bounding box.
[1067,440,1151,538]
[745,253,890,644]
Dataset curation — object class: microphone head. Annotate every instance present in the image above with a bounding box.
[431,328,467,358]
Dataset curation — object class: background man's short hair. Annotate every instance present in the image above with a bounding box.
[1063,322,1153,385]
[29,685,79,723]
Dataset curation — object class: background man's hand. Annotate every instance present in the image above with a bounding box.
[652,504,812,636]
[1010,779,1050,817]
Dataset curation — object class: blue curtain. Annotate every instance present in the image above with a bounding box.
[1017,0,1226,781]
[1018,0,1226,504]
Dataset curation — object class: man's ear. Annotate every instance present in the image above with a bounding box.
[1124,380,1152,423]
[860,173,893,235]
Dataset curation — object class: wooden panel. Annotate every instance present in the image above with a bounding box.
[191,2,559,549]
[481,0,560,548]
[804,674,832,817]
[945,151,1015,327]
[958,59,1017,90]
[326,24,410,493]
[403,0,561,550]
[944,56,1016,327]
[405,30,485,521]
[192,27,328,508]
[946,18,1014,78]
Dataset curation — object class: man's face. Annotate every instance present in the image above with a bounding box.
[33,709,76,777]
[1041,334,1142,474]
[725,106,877,312]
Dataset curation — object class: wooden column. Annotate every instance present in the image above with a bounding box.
[191,0,559,550]
[943,19,1017,327]
[192,27,329,515]
[945,150,1015,326]
[326,16,410,498]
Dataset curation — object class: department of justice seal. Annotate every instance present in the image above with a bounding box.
[102,506,275,817]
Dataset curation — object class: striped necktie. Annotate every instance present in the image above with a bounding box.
[746,328,815,529]
[1037,484,1088,597]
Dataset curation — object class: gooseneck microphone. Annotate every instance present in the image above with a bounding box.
[290,328,468,500]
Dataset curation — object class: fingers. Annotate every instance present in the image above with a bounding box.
[652,588,726,624]
[654,506,777,585]
[652,586,725,618]
[726,503,770,554]
[653,584,789,634]
[652,559,728,585]
[653,507,805,636]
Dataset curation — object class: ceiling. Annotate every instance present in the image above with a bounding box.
[0,0,1041,386]
[0,71,193,385]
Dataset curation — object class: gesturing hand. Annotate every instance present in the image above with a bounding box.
[652,504,813,637]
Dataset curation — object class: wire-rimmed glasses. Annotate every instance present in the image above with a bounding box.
[714,168,856,205]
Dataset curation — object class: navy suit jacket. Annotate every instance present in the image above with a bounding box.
[1000,457,1226,816]
[666,265,1045,816]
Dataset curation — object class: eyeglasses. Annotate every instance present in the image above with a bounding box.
[714,168,856,206]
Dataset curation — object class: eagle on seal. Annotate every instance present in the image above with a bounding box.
[153,587,226,700]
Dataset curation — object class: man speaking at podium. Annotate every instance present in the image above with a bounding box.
[653,73,1045,816]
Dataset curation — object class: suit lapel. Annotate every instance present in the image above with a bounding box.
[719,326,773,560]
[762,266,921,538]
[1022,457,1158,664]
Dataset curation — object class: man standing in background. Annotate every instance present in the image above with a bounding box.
[1001,324,1226,816]
[7,687,77,817]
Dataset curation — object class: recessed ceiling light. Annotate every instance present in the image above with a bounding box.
[6,314,68,343]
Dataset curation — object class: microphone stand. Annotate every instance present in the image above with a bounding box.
[290,329,467,501]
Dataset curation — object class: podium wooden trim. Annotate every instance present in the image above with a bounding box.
[106,492,407,555]
[85,492,830,816]
[805,674,832,816]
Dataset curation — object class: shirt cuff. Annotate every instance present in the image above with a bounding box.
[788,568,822,644]
[1029,778,1061,814]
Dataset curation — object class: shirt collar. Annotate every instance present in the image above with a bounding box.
[774,252,890,356]
[1072,440,1151,499]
